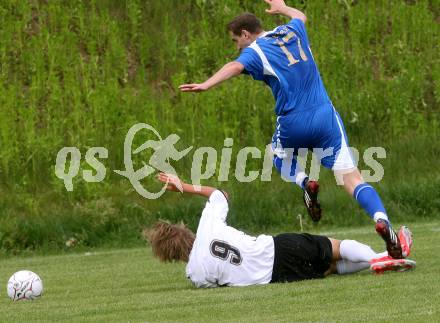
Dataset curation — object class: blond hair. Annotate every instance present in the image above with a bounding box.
[144,221,195,262]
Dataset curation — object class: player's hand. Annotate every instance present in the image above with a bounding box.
[264,0,287,15]
[179,83,208,92]
[158,172,185,192]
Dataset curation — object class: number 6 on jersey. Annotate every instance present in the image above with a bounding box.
[210,240,242,265]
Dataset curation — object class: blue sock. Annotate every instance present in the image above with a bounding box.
[353,183,389,223]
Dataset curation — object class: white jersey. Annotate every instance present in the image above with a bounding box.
[186,190,275,288]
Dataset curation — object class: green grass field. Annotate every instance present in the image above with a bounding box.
[1,221,439,322]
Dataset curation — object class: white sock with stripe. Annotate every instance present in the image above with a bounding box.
[340,240,388,262]
[337,240,388,274]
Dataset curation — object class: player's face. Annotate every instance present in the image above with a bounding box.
[230,31,254,51]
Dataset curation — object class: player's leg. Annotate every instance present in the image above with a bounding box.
[272,115,321,221]
[273,153,322,222]
[320,108,388,224]
[334,168,402,258]
[348,172,403,259]
[317,106,402,258]
[272,115,309,189]
[272,152,308,188]
[327,236,415,275]
[338,239,388,262]
[328,238,387,275]
[334,167,362,196]
[338,168,388,223]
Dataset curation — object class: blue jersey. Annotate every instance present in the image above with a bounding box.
[236,19,331,116]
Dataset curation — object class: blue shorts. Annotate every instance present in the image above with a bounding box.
[272,103,356,171]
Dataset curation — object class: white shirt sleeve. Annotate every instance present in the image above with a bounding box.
[201,190,229,223]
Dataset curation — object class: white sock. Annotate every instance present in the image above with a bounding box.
[374,211,389,223]
[336,260,370,274]
[340,240,388,263]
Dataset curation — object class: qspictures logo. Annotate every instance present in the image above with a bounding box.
[55,123,387,199]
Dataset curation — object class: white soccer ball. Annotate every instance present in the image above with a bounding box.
[7,270,43,301]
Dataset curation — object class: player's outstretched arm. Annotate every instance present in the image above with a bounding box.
[264,0,307,23]
[179,61,244,93]
[158,172,223,199]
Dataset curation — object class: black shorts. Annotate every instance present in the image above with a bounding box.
[270,233,333,283]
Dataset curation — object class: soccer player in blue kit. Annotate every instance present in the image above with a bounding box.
[179,0,407,259]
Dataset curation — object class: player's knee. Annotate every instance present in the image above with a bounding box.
[328,238,341,260]
[334,168,363,192]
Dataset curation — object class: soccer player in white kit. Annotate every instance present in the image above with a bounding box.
[146,173,414,287]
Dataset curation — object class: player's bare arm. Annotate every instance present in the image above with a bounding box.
[264,0,307,23]
[158,172,225,199]
[179,61,244,93]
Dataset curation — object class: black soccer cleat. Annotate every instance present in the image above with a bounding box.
[303,180,322,222]
[375,219,403,259]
